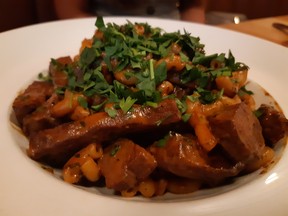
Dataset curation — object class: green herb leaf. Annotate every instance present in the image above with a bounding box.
[195,74,209,88]
[110,144,120,156]
[80,47,97,66]
[113,80,126,99]
[55,87,65,95]
[155,134,170,147]
[154,61,167,85]
[179,51,189,63]
[210,69,232,77]
[196,87,223,104]
[119,96,137,113]
[50,58,59,66]
[105,106,117,118]
[95,16,105,29]
[158,40,171,57]
[77,96,88,108]
[149,59,155,80]
[136,78,156,98]
[182,113,191,122]
[175,98,187,114]
[145,101,158,108]
[38,72,51,82]
[253,109,263,118]
[91,100,106,111]
[187,94,199,102]
[238,85,254,97]
[192,53,217,66]
[180,66,202,84]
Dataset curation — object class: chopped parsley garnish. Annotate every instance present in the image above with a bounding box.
[77,96,88,108]
[238,85,254,97]
[46,17,249,117]
[182,113,191,122]
[104,106,117,118]
[155,135,169,147]
[110,144,121,156]
[196,87,224,104]
[38,72,51,82]
[253,109,264,118]
[119,96,137,114]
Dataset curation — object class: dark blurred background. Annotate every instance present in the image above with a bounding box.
[1,0,288,32]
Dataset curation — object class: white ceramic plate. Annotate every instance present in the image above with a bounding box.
[1,17,288,216]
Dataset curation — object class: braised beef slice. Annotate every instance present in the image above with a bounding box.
[12,81,54,125]
[99,139,157,191]
[28,99,181,166]
[257,104,288,146]
[208,102,265,163]
[149,133,244,185]
[22,94,62,137]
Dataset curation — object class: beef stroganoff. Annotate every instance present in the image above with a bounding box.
[12,17,288,198]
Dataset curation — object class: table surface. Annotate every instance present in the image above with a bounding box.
[219,15,288,47]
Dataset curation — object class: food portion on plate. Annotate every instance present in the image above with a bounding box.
[12,17,288,198]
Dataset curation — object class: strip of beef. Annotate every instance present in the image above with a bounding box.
[12,81,54,126]
[28,99,181,166]
[208,102,265,163]
[149,132,244,185]
[257,104,288,146]
[22,94,62,137]
[99,138,157,191]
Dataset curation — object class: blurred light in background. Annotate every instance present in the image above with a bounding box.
[233,16,241,24]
